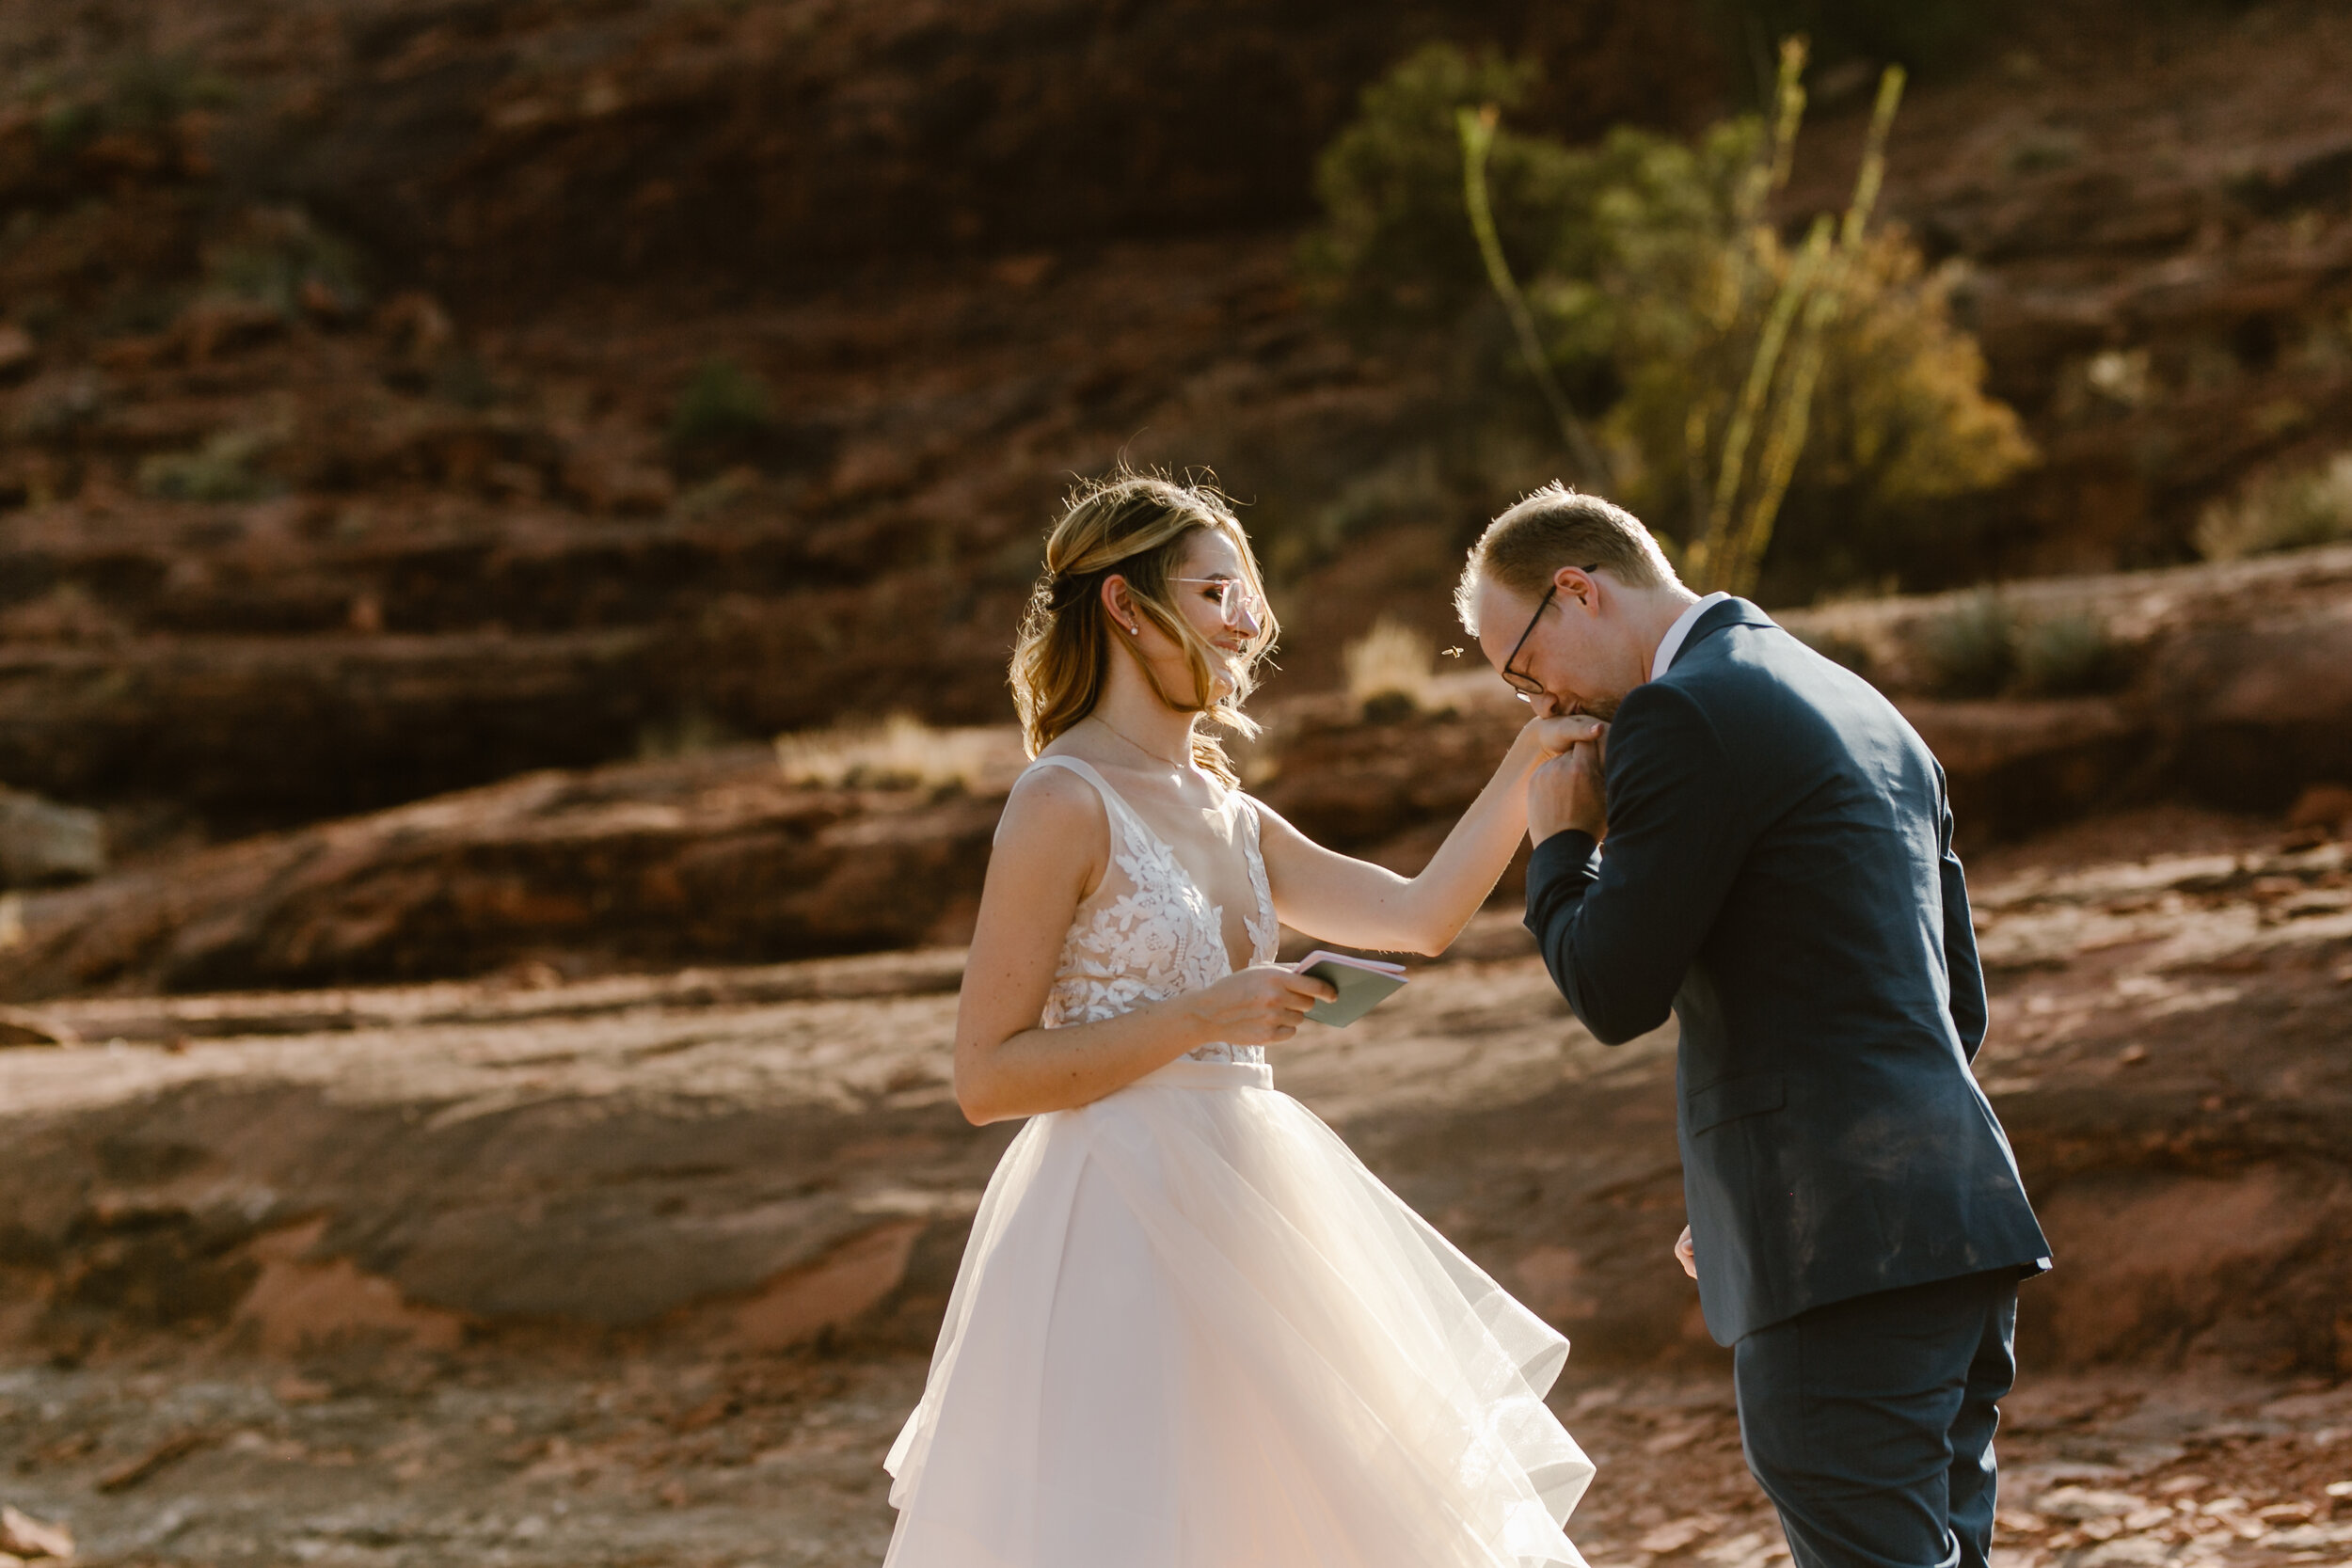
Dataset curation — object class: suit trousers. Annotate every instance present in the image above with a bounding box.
[1733,1270,2020,1568]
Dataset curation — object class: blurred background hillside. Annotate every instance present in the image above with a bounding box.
[3,4,2351,1564]
[4,0,2349,837]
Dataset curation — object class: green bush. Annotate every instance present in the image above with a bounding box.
[1913,594,2132,699]
[2015,610,2129,696]
[106,54,238,128]
[2193,452,2352,560]
[1304,44,2034,596]
[1915,589,2015,698]
[35,55,237,158]
[669,358,778,449]
[1302,46,1557,326]
[136,432,277,503]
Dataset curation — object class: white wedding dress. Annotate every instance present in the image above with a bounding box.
[882,755,1594,1568]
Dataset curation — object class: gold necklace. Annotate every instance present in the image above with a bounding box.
[1088,714,1188,770]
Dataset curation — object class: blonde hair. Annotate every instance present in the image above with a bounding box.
[1454,483,1680,633]
[1010,468,1278,784]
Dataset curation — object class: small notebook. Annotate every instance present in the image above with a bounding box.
[1291,950,1409,1027]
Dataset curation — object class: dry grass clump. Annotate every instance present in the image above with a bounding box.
[2194,452,2352,561]
[1343,617,1442,719]
[775,714,1006,791]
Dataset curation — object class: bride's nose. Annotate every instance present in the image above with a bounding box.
[1231,597,1262,638]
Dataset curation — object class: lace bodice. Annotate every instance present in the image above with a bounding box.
[1025,754,1278,1066]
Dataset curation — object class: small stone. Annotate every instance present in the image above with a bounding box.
[2079,1536,2169,1568]
[2040,1488,2152,1522]
[0,1504,74,1560]
[0,325,37,382]
[2285,783,2352,839]
[1638,1516,1720,1555]
[0,788,106,888]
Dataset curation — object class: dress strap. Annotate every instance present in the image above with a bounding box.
[1021,754,1148,853]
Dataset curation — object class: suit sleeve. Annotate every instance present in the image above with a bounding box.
[1935,766,1989,1062]
[1523,682,1748,1046]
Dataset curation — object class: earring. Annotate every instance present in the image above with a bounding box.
[1125,623,1140,635]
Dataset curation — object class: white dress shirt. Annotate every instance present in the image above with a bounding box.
[1649,592,1732,681]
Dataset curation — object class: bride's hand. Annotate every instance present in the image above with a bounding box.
[1184,965,1339,1047]
[1526,713,1606,759]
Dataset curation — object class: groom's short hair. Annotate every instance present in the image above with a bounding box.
[1454,484,1681,632]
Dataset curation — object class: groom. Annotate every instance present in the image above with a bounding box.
[1459,485,2050,1568]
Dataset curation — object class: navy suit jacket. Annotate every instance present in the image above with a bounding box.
[1524,598,2049,1345]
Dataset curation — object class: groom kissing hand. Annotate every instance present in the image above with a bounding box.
[1529,722,1608,842]
[1455,483,2051,1568]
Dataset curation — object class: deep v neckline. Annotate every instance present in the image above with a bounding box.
[1035,754,1271,976]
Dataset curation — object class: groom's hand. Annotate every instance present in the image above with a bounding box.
[1529,729,1608,843]
[1675,1225,1697,1279]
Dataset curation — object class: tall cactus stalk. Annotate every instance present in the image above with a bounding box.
[1693,52,1905,597]
[1456,104,1612,490]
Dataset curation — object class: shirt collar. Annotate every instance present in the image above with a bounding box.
[1650,592,1732,681]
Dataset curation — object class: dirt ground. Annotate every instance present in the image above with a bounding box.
[8,1354,2352,1567]
[1,804,2347,1564]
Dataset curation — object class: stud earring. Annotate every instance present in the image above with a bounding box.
[1126,623,1140,635]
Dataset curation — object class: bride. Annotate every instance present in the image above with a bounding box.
[882,470,1595,1568]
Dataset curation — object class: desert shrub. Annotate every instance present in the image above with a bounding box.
[670,358,777,449]
[1304,44,2033,597]
[1915,589,2015,698]
[1302,47,1565,327]
[1604,223,2033,577]
[2193,452,2352,560]
[1343,616,1442,719]
[106,54,238,128]
[2015,610,2129,696]
[136,431,277,503]
[32,54,236,157]
[434,356,502,410]
[206,206,367,316]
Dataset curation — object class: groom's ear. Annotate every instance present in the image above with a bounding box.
[1554,564,1599,610]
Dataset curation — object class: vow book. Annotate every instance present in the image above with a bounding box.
[1291,951,1408,1027]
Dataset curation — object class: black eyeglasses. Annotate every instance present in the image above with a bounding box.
[1499,567,1598,701]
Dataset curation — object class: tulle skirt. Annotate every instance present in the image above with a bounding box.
[882,1057,1594,1568]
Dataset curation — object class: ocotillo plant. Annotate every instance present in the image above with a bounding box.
[1455,103,1612,492]
[1457,37,1909,597]
[1687,42,1907,595]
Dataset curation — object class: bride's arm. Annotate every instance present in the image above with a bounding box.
[954,767,1333,1126]
[1254,714,1596,956]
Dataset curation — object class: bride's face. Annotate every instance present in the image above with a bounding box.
[1112,529,1262,704]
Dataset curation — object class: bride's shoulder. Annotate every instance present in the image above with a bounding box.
[994,757,1115,901]
[997,754,1111,842]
